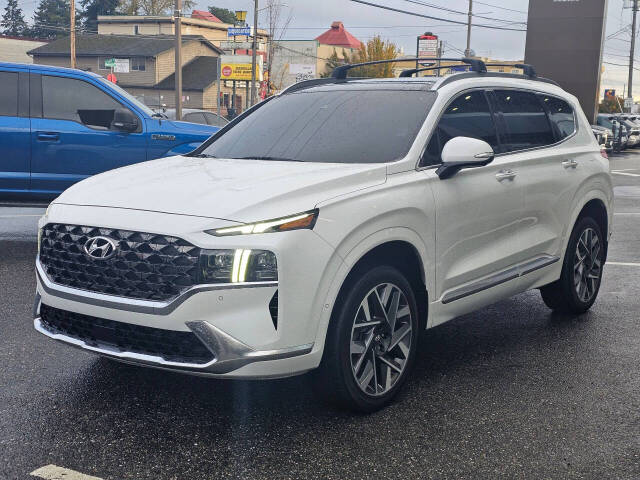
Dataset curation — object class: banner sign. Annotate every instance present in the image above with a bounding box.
[113,59,130,73]
[220,55,263,81]
[228,27,251,37]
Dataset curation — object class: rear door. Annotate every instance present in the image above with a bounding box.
[492,89,574,282]
[0,67,30,193]
[30,72,148,195]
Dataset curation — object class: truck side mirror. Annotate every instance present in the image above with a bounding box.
[111,108,139,132]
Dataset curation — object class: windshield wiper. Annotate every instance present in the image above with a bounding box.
[151,112,168,119]
[190,153,217,158]
[234,156,305,162]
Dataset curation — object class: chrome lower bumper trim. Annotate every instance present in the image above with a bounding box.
[35,257,277,315]
[34,316,313,375]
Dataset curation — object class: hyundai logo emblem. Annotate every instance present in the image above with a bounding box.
[83,236,118,260]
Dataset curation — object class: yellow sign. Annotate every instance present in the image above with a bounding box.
[221,63,253,81]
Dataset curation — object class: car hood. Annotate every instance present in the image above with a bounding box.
[167,120,219,134]
[55,156,388,222]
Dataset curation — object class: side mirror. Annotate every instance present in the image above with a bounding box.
[436,137,495,180]
[111,108,138,132]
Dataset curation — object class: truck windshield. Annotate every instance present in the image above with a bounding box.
[199,89,437,163]
[96,77,155,117]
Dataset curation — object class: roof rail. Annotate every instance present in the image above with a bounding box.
[331,57,487,79]
[435,71,560,89]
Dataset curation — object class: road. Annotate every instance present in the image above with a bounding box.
[1,154,639,480]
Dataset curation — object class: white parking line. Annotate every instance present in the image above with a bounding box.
[30,465,104,480]
[614,212,640,215]
[611,171,640,177]
[0,214,42,218]
[607,261,640,267]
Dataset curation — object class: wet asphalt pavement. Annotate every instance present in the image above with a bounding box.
[1,155,639,480]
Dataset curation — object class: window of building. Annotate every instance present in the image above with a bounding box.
[42,75,128,130]
[541,95,575,140]
[422,90,499,166]
[134,25,140,35]
[131,57,145,71]
[0,72,18,117]
[494,90,555,152]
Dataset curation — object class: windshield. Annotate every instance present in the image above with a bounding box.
[96,77,156,117]
[199,89,437,163]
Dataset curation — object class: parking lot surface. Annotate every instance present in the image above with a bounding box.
[1,154,639,480]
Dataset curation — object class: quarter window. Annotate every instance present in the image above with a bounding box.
[495,90,555,152]
[42,75,127,130]
[0,71,18,117]
[422,90,499,166]
[542,95,575,140]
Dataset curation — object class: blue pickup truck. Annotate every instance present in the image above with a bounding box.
[0,62,219,199]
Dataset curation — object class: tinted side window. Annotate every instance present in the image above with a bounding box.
[495,90,555,152]
[183,112,207,124]
[0,71,18,117]
[422,90,498,166]
[542,95,575,140]
[42,75,125,130]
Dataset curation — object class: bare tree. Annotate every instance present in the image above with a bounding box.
[118,0,194,16]
[265,0,292,95]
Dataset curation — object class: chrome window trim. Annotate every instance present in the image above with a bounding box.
[415,86,579,172]
[36,257,277,315]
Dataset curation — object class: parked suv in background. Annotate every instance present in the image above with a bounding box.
[34,59,613,412]
[0,62,219,199]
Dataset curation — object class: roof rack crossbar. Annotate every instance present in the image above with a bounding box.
[331,57,487,79]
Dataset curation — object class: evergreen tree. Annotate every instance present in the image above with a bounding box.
[31,0,71,40]
[207,6,237,24]
[1,0,28,36]
[80,0,118,32]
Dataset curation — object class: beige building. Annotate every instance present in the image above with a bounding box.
[28,34,227,111]
[0,36,47,63]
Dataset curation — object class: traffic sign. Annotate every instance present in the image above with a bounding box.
[625,97,634,108]
[220,41,254,50]
[104,58,116,68]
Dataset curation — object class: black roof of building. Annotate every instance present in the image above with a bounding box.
[150,56,220,91]
[28,34,222,57]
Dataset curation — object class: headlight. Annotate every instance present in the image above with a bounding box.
[206,210,318,237]
[198,249,277,283]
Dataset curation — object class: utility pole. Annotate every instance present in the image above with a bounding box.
[70,0,76,68]
[628,0,638,112]
[250,0,258,106]
[465,0,473,57]
[174,0,183,120]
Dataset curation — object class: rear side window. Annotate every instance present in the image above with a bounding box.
[542,95,575,139]
[422,90,498,166]
[0,71,18,117]
[495,90,555,152]
[42,75,125,129]
[183,112,207,124]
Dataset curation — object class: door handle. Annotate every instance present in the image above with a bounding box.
[562,159,578,169]
[495,169,517,181]
[37,132,59,142]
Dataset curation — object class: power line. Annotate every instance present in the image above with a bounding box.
[474,1,528,15]
[349,0,527,32]
[397,0,526,25]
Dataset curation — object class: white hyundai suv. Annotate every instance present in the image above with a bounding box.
[34,59,613,412]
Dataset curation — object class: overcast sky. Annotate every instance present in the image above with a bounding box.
[5,0,638,97]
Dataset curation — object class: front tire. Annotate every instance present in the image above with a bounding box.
[315,265,420,412]
[540,216,604,314]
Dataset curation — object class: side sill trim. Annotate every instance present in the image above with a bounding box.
[442,255,559,305]
[35,258,277,315]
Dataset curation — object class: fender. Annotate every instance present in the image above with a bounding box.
[309,226,434,365]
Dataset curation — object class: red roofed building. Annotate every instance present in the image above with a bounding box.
[191,10,222,23]
[315,21,362,49]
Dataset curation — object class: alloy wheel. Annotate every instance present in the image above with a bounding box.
[574,227,602,303]
[350,283,412,396]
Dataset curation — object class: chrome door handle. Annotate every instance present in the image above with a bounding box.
[495,169,516,181]
[562,159,578,169]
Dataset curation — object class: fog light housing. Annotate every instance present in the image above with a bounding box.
[198,249,277,284]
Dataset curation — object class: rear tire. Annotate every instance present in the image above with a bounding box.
[540,216,604,314]
[314,265,420,413]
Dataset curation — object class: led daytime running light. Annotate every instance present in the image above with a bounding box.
[209,210,318,236]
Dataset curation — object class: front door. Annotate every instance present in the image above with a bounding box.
[420,89,525,310]
[0,68,30,193]
[30,73,148,195]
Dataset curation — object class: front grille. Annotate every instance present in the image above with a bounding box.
[40,223,200,301]
[40,304,214,364]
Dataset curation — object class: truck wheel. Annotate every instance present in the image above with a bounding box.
[540,217,604,314]
[315,265,419,412]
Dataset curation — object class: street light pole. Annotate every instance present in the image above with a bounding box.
[465,0,473,57]
[70,0,76,68]
[251,0,258,106]
[174,0,183,121]
[628,0,638,112]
